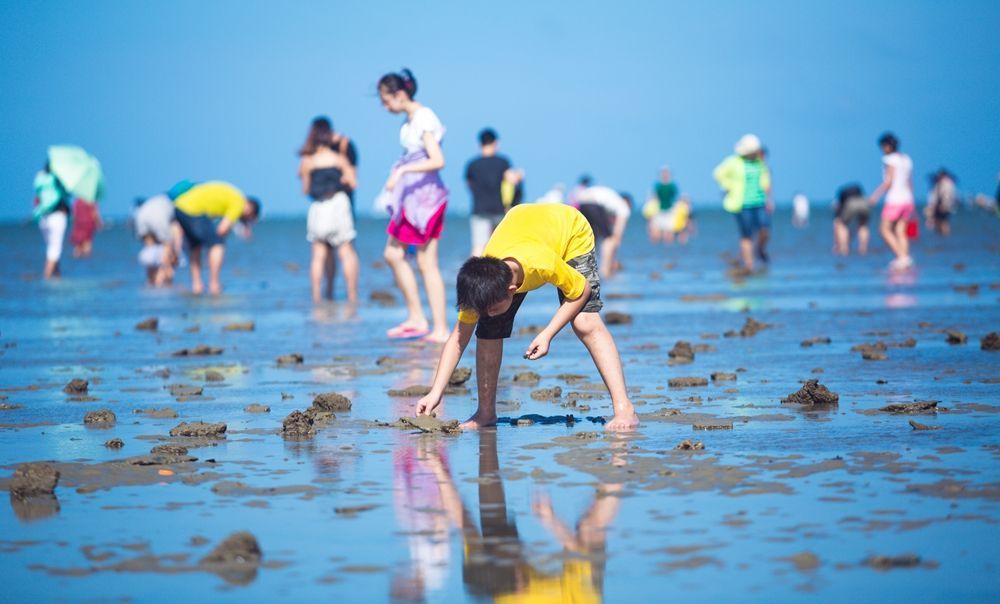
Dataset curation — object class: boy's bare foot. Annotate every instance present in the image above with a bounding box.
[209,282,222,296]
[191,282,204,295]
[605,412,639,432]
[460,412,498,430]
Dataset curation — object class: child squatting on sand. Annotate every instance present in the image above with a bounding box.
[415,204,641,431]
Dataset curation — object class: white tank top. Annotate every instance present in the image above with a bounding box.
[883,152,913,205]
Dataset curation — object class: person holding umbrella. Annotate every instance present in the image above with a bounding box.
[171,181,260,295]
[32,164,70,279]
[33,146,105,277]
[44,146,105,259]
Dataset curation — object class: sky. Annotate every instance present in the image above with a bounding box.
[1,0,998,221]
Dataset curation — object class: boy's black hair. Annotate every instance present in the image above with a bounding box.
[478,128,498,146]
[619,192,633,207]
[578,174,593,187]
[456,256,513,315]
[243,197,261,222]
[878,132,898,151]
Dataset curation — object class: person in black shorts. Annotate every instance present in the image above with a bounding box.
[833,183,870,255]
[412,204,639,432]
[466,128,513,256]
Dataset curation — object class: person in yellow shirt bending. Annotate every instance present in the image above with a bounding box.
[171,181,260,295]
[414,203,639,431]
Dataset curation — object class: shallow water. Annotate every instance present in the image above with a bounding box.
[1,209,998,602]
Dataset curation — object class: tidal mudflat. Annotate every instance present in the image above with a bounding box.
[1,211,998,602]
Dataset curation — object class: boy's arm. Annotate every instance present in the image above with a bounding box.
[415,320,476,415]
[526,281,591,360]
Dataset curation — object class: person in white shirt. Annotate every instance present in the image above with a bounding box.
[576,186,632,278]
[376,68,451,343]
[868,132,916,270]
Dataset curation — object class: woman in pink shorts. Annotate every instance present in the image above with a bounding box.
[376,68,450,343]
[869,132,915,270]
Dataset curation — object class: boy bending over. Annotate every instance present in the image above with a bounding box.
[416,204,640,431]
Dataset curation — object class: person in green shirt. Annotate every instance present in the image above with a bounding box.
[713,134,773,273]
[646,166,679,243]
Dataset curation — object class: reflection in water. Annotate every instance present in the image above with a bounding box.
[885,266,918,308]
[392,438,453,602]
[392,431,624,603]
[310,302,359,324]
[10,492,60,522]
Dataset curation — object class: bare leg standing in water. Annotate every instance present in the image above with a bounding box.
[415,239,448,342]
[869,132,915,270]
[384,237,430,335]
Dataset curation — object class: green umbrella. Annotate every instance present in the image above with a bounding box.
[47,145,104,203]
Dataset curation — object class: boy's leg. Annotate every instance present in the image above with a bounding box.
[207,244,224,295]
[189,245,204,294]
[756,227,770,264]
[572,312,638,430]
[461,337,503,429]
[739,238,754,271]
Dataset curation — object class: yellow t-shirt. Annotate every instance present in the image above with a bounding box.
[174,181,246,222]
[458,204,595,324]
[494,560,600,604]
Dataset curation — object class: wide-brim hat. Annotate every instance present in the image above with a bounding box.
[734,134,762,156]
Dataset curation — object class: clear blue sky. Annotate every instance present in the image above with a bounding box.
[1,0,998,221]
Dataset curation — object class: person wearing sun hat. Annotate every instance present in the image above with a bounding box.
[713,133,773,273]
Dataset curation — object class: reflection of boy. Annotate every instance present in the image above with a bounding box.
[415,204,639,431]
[172,181,260,295]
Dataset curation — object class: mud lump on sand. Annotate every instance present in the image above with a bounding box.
[169,422,227,437]
[781,380,839,406]
[9,462,59,498]
[84,409,116,425]
[63,379,88,394]
[981,332,1000,351]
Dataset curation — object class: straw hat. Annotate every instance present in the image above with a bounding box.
[734,134,762,156]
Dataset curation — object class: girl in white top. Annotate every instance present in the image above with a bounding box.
[869,132,915,270]
[377,69,450,343]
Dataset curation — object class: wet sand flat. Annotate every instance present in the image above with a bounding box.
[1,211,998,602]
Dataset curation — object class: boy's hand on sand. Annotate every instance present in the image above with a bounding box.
[524,333,551,360]
[415,393,440,416]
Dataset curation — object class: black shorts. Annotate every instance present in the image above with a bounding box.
[474,249,604,340]
[174,208,225,249]
[577,203,612,241]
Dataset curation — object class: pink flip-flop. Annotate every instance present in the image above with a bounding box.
[387,325,430,339]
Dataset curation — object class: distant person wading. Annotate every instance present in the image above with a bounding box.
[466,128,516,257]
[714,134,773,273]
[868,132,916,271]
[298,116,361,304]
